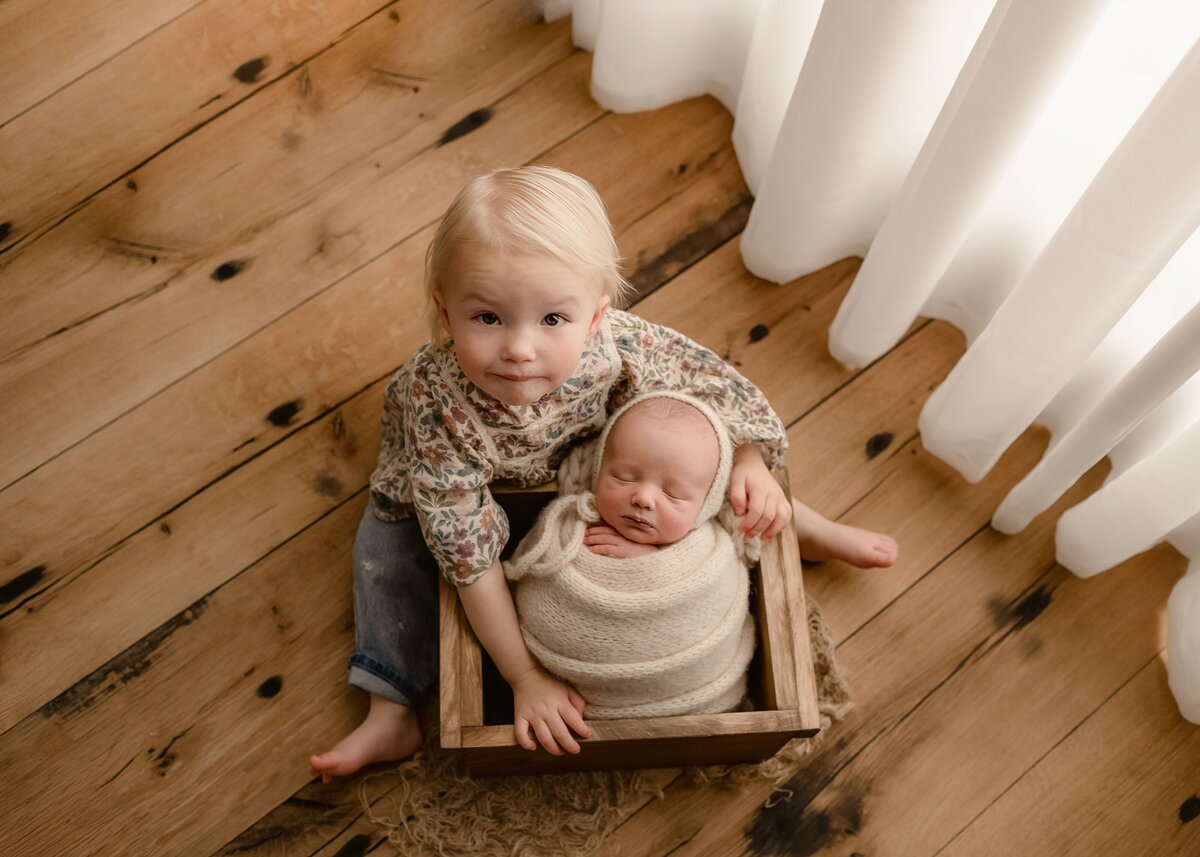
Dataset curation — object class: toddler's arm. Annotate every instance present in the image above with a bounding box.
[456,560,592,755]
[730,443,792,539]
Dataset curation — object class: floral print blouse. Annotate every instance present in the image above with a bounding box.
[369,309,787,585]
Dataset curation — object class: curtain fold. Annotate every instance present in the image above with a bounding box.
[826,0,1114,368]
[540,0,1200,722]
[919,32,1200,482]
[742,0,995,280]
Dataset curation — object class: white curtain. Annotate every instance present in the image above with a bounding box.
[542,0,1200,722]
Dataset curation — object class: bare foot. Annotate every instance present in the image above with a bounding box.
[308,694,423,783]
[792,498,898,568]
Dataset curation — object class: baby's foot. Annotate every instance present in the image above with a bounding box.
[308,695,423,783]
[792,498,898,568]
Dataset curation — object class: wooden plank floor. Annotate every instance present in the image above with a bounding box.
[2,2,1197,854]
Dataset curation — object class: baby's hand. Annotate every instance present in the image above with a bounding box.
[730,446,792,539]
[510,666,591,755]
[584,524,660,558]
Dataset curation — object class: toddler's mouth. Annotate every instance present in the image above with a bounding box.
[494,373,538,382]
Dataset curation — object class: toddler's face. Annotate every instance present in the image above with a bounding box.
[436,247,608,406]
[594,404,720,546]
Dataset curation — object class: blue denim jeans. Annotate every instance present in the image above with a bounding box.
[346,498,439,709]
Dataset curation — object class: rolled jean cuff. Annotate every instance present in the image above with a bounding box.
[348,653,424,709]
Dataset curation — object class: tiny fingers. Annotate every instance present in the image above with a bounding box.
[730,476,747,515]
[563,698,591,740]
[761,497,792,539]
[532,719,564,756]
[550,716,581,755]
[741,493,766,535]
[571,686,590,715]
[514,717,537,752]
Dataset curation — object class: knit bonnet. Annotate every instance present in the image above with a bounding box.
[592,391,733,530]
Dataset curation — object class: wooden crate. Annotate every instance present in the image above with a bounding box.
[438,473,821,777]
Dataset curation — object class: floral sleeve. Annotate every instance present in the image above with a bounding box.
[368,370,414,521]
[403,372,510,587]
[614,311,788,468]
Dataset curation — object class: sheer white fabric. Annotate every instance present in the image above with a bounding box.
[542,0,1200,721]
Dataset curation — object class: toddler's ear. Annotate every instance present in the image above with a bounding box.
[434,294,451,332]
[588,296,610,337]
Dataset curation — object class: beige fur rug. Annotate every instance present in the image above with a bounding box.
[358,597,852,857]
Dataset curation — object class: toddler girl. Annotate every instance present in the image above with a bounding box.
[309,165,896,779]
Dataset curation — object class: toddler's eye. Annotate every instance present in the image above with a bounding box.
[543,313,565,327]
[475,312,500,325]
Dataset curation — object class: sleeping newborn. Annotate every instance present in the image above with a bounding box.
[504,391,757,719]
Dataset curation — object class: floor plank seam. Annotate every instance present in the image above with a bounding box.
[0,0,210,133]
[9,487,367,739]
[834,463,899,521]
[526,103,612,164]
[659,828,699,857]
[0,272,183,367]
[884,613,1008,742]
[928,648,1166,857]
[838,520,991,649]
[295,783,408,857]
[792,317,935,427]
[0,369,387,648]
[1,0,411,259]
[0,576,57,624]
[243,47,582,245]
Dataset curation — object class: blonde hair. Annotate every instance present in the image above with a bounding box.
[423,165,634,343]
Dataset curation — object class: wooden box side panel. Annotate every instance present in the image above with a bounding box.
[779,524,822,731]
[460,733,795,778]
[438,577,483,749]
[754,540,794,712]
[762,467,820,731]
[459,712,810,777]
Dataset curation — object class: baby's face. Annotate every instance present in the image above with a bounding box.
[594,403,720,546]
[436,246,608,406]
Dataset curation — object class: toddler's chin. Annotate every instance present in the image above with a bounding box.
[483,377,562,406]
[481,384,543,406]
[513,388,551,404]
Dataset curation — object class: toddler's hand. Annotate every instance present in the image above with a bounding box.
[584,524,660,558]
[510,666,591,755]
[730,446,792,539]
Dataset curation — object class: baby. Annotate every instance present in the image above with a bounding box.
[310,165,896,780]
[506,392,758,718]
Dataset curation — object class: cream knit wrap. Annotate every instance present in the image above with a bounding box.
[504,392,757,719]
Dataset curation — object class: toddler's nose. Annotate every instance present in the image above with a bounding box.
[501,331,536,363]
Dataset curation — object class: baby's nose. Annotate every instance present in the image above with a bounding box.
[632,488,654,509]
